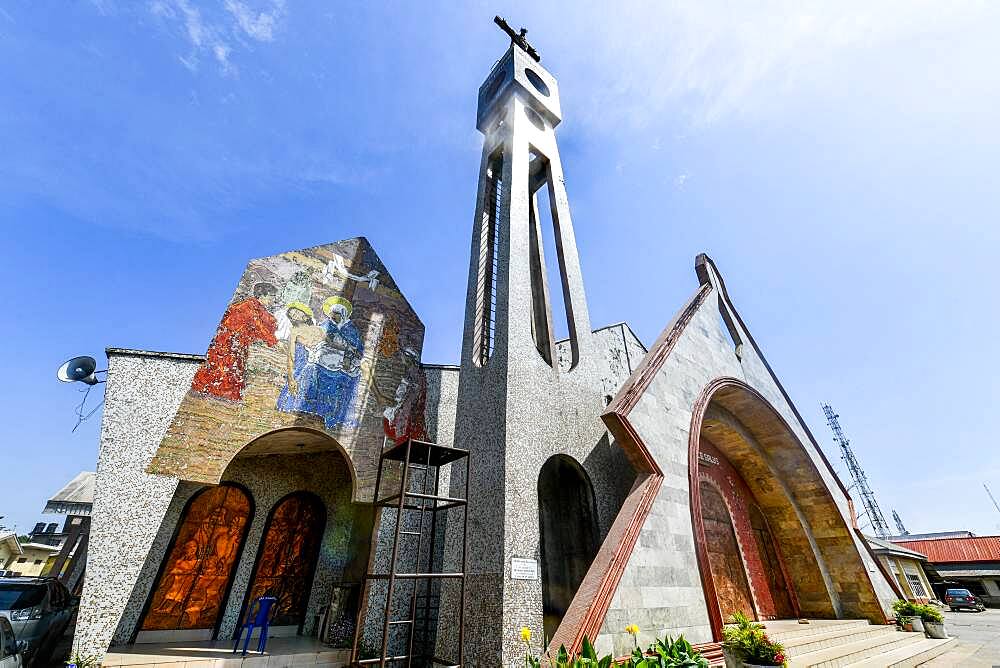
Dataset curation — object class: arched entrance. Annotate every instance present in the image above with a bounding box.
[243,492,326,631]
[538,455,600,641]
[689,378,887,639]
[140,484,252,636]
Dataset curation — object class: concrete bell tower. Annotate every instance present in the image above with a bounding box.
[452,28,619,665]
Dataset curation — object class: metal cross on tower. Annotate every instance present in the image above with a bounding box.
[822,403,892,538]
[493,15,540,61]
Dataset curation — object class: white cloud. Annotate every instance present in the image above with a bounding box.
[552,2,998,129]
[225,0,284,42]
[145,0,286,75]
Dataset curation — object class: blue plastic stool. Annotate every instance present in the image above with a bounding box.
[233,595,278,656]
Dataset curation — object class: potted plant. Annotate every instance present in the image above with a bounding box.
[892,600,925,633]
[722,612,786,667]
[918,604,947,639]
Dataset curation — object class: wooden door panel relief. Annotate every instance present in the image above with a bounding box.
[699,480,756,621]
[698,440,798,622]
[245,492,326,628]
[750,504,796,619]
[142,484,252,631]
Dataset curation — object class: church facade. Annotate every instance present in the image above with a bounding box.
[74,39,901,666]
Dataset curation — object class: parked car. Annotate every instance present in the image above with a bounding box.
[0,616,26,668]
[0,578,73,665]
[944,588,986,612]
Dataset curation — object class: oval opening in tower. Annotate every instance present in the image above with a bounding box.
[524,106,545,131]
[525,68,550,97]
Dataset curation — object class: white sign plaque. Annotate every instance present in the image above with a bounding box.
[511,558,538,580]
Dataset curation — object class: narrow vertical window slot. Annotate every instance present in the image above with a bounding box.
[528,147,578,370]
[474,148,504,367]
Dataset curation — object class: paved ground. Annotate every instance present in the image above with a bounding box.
[924,607,1000,666]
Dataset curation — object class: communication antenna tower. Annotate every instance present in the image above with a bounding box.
[892,509,909,535]
[985,483,1000,516]
[822,403,892,538]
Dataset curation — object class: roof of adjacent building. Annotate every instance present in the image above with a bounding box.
[887,530,976,541]
[43,471,96,516]
[866,535,928,560]
[0,532,22,557]
[19,542,61,553]
[891,535,1000,563]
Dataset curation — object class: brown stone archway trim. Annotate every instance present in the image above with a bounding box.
[546,281,712,654]
[688,378,731,640]
[688,378,898,640]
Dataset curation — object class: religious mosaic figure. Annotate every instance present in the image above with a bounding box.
[382,346,427,442]
[276,296,364,429]
[274,271,313,340]
[192,282,279,400]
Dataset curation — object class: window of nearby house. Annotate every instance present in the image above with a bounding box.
[15,558,26,564]
[905,573,928,598]
[33,559,42,565]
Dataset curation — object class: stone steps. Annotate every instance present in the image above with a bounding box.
[765,619,870,643]
[848,637,955,668]
[749,620,955,668]
[781,624,896,656]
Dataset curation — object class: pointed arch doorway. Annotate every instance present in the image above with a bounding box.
[243,492,326,632]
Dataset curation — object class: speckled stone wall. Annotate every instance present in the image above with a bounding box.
[74,350,198,661]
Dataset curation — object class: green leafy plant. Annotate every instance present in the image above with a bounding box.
[520,628,709,668]
[917,604,944,624]
[722,613,786,667]
[64,652,100,668]
[633,635,710,667]
[892,599,922,619]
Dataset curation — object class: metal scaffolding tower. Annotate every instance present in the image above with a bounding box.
[822,403,892,539]
[353,438,469,667]
[892,509,910,536]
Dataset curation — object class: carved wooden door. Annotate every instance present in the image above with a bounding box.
[700,480,755,622]
[749,504,796,619]
[245,493,325,628]
[142,484,251,631]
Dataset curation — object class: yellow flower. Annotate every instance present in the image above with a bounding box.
[520,626,531,643]
[626,624,639,635]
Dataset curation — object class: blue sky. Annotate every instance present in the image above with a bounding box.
[2,2,999,537]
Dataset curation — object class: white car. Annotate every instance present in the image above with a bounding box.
[0,616,25,668]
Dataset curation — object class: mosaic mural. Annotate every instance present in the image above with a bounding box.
[141,484,251,631]
[147,238,428,487]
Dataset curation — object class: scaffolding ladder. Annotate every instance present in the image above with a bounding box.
[352,438,469,667]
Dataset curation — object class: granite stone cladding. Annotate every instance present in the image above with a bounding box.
[75,350,198,661]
